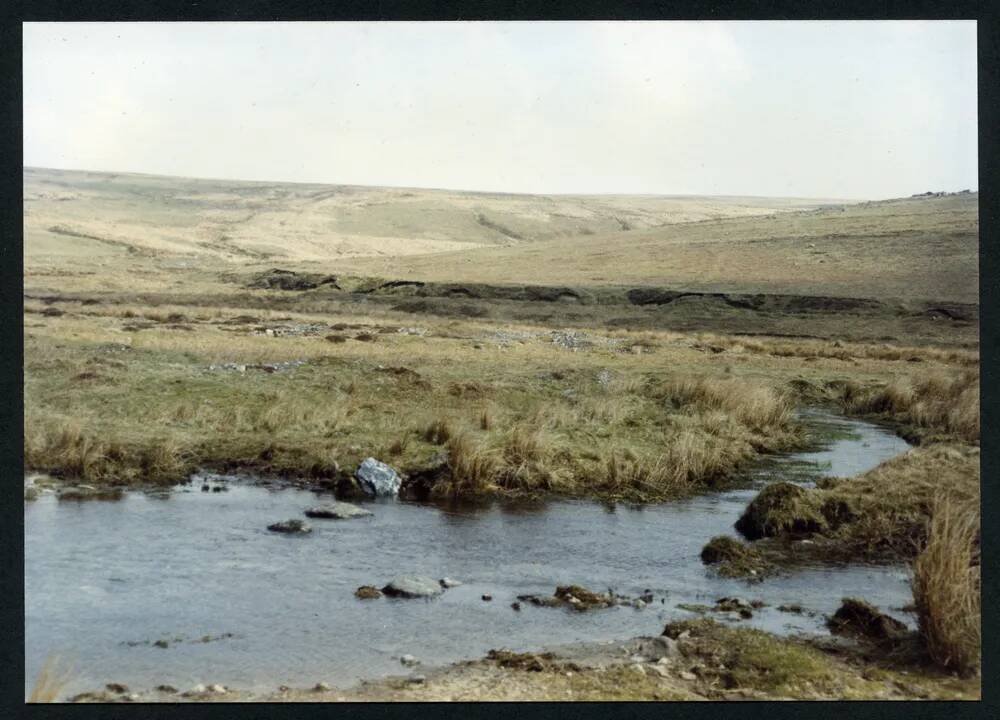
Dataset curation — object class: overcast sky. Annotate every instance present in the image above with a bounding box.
[24,21,977,199]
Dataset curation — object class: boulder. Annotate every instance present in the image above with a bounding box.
[381,576,444,598]
[267,519,312,534]
[355,458,402,497]
[304,502,373,519]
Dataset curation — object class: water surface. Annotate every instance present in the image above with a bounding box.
[25,409,911,696]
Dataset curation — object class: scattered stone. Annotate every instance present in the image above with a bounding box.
[313,682,330,692]
[400,654,419,667]
[187,684,206,695]
[778,603,805,614]
[208,684,227,694]
[679,670,698,681]
[481,594,493,602]
[201,484,210,492]
[407,675,426,685]
[153,640,169,649]
[355,585,383,600]
[24,486,39,501]
[105,683,128,694]
[511,602,522,611]
[155,685,177,694]
[827,598,909,643]
[381,576,444,599]
[355,457,402,497]
[267,519,312,534]
[439,577,462,588]
[304,502,373,519]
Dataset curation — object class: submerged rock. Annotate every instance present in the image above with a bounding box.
[57,485,124,502]
[355,458,402,497]
[267,519,312,534]
[735,482,826,540]
[381,576,444,598]
[304,502,373,519]
[827,598,908,642]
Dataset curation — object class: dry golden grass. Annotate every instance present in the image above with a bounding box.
[912,495,981,676]
[841,370,980,444]
[27,655,73,703]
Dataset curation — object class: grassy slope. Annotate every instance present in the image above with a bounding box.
[25,167,841,263]
[338,193,979,303]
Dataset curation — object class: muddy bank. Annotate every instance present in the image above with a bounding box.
[66,619,980,702]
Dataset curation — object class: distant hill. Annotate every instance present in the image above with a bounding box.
[23,167,850,262]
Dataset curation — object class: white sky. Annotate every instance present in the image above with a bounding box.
[24,21,977,199]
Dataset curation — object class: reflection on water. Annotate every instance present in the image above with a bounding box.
[25,409,912,696]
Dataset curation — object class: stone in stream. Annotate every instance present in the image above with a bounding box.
[267,519,312,534]
[381,576,444,599]
[355,585,383,600]
[439,577,462,588]
[304,502,374,520]
[354,457,402,497]
[827,598,908,642]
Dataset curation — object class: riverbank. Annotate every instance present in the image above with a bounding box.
[62,619,981,702]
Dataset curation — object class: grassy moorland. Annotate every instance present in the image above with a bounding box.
[23,168,980,697]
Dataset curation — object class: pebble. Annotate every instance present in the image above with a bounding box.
[313,682,330,692]
[481,594,493,602]
[400,654,419,667]
[511,602,521,611]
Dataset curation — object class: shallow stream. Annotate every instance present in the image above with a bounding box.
[25,409,911,696]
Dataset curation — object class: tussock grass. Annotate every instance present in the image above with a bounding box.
[24,417,191,485]
[912,495,981,676]
[840,370,979,444]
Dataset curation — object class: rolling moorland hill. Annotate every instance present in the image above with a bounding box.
[23,167,977,305]
[24,167,847,261]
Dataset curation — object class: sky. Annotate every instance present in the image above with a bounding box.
[23,21,978,199]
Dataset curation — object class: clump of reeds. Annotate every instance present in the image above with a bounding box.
[912,494,981,676]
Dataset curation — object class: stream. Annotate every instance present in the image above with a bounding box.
[25,408,912,697]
